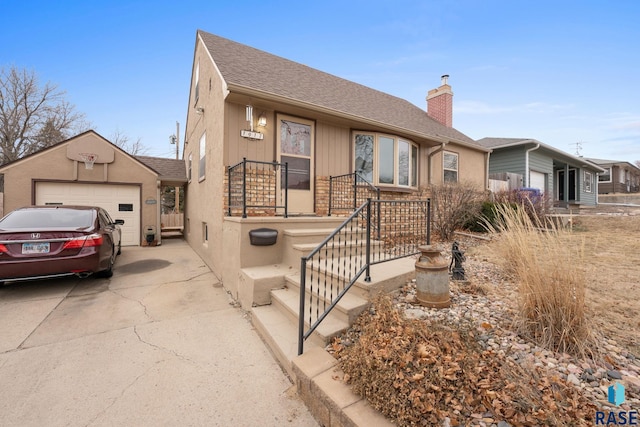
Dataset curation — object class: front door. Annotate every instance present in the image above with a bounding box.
[557,169,576,202]
[277,114,315,214]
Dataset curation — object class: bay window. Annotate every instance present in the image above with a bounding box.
[354,133,418,188]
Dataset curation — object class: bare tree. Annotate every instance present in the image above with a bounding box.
[0,66,89,165]
[109,128,149,156]
[635,160,640,169]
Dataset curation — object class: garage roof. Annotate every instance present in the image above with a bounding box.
[136,156,187,185]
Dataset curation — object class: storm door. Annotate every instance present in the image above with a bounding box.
[277,115,315,214]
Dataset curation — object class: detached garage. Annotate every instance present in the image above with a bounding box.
[35,182,141,246]
[0,131,186,246]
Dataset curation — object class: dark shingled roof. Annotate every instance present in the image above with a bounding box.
[136,156,187,182]
[476,137,532,149]
[198,30,481,148]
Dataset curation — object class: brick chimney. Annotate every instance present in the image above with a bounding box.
[427,75,453,127]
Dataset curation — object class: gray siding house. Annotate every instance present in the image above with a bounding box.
[478,138,605,208]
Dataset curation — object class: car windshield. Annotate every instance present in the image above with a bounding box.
[0,208,94,229]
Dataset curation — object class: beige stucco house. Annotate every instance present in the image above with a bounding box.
[0,130,186,246]
[183,30,490,301]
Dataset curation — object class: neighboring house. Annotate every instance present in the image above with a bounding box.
[586,158,640,194]
[0,130,186,245]
[477,137,605,208]
[182,30,490,299]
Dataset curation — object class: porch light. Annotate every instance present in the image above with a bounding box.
[257,112,267,127]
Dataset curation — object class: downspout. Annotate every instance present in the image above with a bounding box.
[485,151,491,191]
[524,143,540,187]
[428,142,448,185]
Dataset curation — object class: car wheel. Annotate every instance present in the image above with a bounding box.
[97,247,115,278]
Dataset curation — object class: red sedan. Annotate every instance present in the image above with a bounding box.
[0,206,124,283]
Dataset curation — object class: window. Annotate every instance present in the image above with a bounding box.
[202,222,208,244]
[199,133,206,181]
[443,151,458,182]
[188,152,193,182]
[353,133,418,187]
[119,204,133,212]
[598,167,611,182]
[584,171,593,193]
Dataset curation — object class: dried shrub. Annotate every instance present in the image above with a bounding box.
[485,203,594,357]
[429,182,483,240]
[466,189,552,233]
[333,295,597,426]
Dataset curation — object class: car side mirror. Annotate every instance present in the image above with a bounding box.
[114,219,125,225]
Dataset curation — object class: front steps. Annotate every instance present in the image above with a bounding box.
[247,225,416,379]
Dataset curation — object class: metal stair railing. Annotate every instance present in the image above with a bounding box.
[298,198,430,355]
[227,158,288,218]
[328,172,380,216]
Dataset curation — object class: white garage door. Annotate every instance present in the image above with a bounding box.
[529,171,546,193]
[36,182,140,246]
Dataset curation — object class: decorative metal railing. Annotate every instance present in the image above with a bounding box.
[328,173,380,216]
[227,158,288,218]
[298,198,431,354]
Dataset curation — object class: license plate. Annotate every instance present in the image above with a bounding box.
[22,242,50,254]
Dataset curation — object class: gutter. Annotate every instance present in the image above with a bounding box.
[525,143,540,187]
[428,142,448,185]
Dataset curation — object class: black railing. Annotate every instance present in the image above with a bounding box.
[298,198,430,355]
[328,173,380,216]
[227,158,288,218]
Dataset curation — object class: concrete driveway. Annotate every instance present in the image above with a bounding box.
[0,239,317,427]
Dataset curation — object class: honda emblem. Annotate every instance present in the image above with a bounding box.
[31,233,40,239]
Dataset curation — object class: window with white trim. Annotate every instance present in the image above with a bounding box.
[188,152,192,182]
[584,171,593,193]
[353,133,418,187]
[199,133,206,181]
[598,167,611,182]
[443,151,459,182]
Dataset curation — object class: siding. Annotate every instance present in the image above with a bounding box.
[580,169,597,205]
[315,121,351,177]
[488,146,526,177]
[528,150,554,193]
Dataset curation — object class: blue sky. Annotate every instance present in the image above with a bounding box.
[3,1,639,162]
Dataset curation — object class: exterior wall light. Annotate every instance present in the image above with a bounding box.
[257,112,267,127]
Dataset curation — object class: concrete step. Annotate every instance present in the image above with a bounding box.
[251,303,320,380]
[282,227,369,267]
[286,239,382,268]
[282,227,365,245]
[284,274,369,325]
[238,264,292,309]
[303,255,417,300]
[271,287,350,347]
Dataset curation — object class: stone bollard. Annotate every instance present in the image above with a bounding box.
[415,245,450,308]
